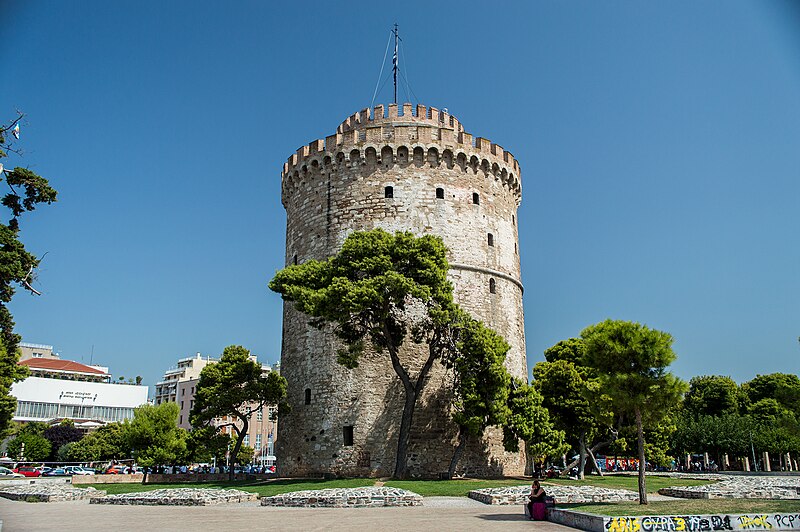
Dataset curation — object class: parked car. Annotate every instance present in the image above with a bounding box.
[105,466,129,474]
[12,466,42,477]
[64,466,95,476]
[0,466,24,478]
[43,467,67,476]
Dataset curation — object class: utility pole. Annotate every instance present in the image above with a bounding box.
[392,24,399,104]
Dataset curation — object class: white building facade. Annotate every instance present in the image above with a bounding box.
[11,377,149,425]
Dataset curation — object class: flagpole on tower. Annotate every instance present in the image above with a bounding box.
[392,23,399,105]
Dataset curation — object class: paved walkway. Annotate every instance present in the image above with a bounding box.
[0,497,572,532]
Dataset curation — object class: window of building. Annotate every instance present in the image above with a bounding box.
[489,278,496,294]
[293,254,298,265]
[180,401,184,409]
[512,214,515,225]
[191,386,195,394]
[343,425,354,446]
[256,434,262,450]
[179,415,183,424]
[472,192,479,205]
[384,186,393,199]
[435,187,444,199]
[181,388,184,396]
[243,435,249,447]
[488,233,494,247]
[257,410,263,422]
[305,388,311,405]
[514,242,517,254]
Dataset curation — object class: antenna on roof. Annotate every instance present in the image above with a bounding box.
[392,23,400,105]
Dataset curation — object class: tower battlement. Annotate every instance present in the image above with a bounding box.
[281,104,522,203]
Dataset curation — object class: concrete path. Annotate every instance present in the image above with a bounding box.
[0,497,573,532]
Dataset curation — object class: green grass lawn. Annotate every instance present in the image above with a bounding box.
[564,499,800,515]
[543,475,713,493]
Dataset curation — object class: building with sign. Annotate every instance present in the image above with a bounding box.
[10,344,149,428]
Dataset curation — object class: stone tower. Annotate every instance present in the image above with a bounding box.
[277,103,526,478]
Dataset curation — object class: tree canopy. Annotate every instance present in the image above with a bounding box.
[684,375,739,418]
[581,319,686,504]
[190,345,287,480]
[445,316,511,478]
[269,229,462,478]
[126,402,188,477]
[502,378,567,472]
[67,422,128,462]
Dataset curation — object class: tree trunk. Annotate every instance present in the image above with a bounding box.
[578,435,587,480]
[387,330,439,479]
[586,444,604,477]
[448,429,468,479]
[563,438,613,474]
[393,385,417,479]
[229,417,249,482]
[635,407,647,505]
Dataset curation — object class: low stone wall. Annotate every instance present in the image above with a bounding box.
[0,484,105,502]
[261,487,423,508]
[468,485,639,505]
[71,474,143,485]
[547,509,605,531]
[90,488,258,506]
[659,477,800,500]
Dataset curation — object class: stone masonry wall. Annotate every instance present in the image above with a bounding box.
[276,103,526,478]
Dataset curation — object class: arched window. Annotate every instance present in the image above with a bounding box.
[488,233,494,247]
[472,192,480,205]
[385,186,394,198]
[489,278,496,294]
[436,187,444,199]
[304,388,311,405]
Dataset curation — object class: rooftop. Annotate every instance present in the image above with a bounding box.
[19,358,109,375]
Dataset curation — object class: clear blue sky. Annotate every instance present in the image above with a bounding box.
[2,1,799,389]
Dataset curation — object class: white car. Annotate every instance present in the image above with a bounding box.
[64,466,95,475]
[0,466,24,478]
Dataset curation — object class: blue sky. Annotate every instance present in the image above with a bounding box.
[2,1,798,389]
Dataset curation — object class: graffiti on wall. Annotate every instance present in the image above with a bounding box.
[604,514,800,532]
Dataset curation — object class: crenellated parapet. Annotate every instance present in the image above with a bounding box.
[281,103,522,205]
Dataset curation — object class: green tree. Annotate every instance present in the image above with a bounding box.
[581,319,687,504]
[190,345,287,481]
[68,422,128,462]
[187,426,231,465]
[742,373,800,416]
[533,351,614,478]
[684,375,740,418]
[503,379,568,474]
[0,114,58,437]
[7,432,51,461]
[269,229,461,478]
[236,444,255,465]
[125,402,188,481]
[445,316,511,478]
